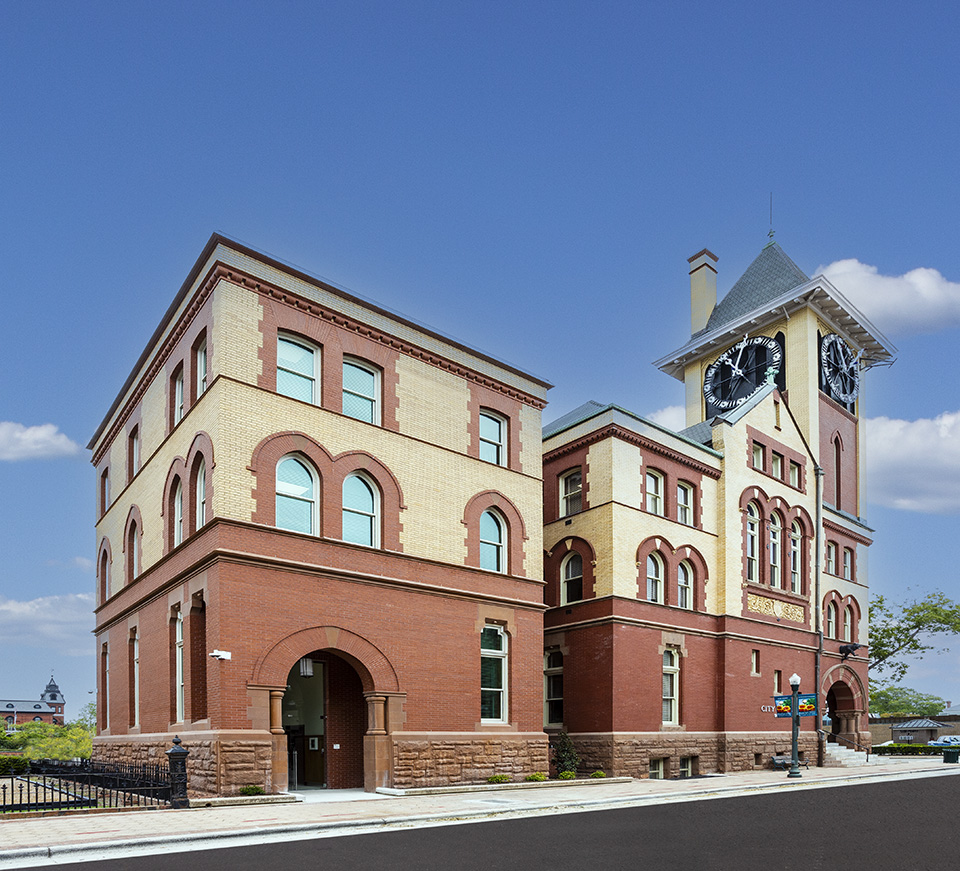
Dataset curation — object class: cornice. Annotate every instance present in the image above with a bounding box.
[544,423,722,480]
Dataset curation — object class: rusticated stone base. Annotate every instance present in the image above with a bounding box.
[92,730,276,796]
[567,732,820,778]
[391,733,549,788]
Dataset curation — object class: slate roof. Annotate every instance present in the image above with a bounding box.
[542,401,609,440]
[697,241,809,337]
[678,420,714,447]
[892,719,946,729]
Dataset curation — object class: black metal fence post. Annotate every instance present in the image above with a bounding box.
[166,736,190,809]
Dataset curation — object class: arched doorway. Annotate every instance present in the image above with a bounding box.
[282,651,367,789]
[821,666,865,749]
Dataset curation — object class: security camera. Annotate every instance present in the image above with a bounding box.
[209,650,232,660]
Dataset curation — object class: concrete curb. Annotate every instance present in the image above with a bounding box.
[2,764,958,868]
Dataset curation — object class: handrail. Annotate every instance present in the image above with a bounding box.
[818,729,870,762]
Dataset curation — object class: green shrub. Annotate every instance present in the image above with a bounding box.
[238,784,265,796]
[590,770,606,778]
[557,770,576,780]
[525,771,547,782]
[872,744,942,756]
[551,731,581,775]
[0,756,29,776]
[487,774,511,783]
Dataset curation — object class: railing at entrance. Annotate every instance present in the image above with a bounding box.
[820,729,870,762]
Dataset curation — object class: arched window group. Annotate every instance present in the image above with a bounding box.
[636,538,707,611]
[164,440,214,554]
[824,595,859,642]
[742,495,810,594]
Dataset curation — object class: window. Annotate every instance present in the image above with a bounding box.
[678,757,695,778]
[560,469,582,517]
[277,336,318,404]
[751,649,760,675]
[100,468,110,515]
[645,471,664,515]
[789,461,801,488]
[646,554,663,604]
[172,366,185,425]
[128,427,140,482]
[843,606,853,642]
[826,542,837,575]
[752,443,764,470]
[195,458,207,529]
[774,670,782,694]
[276,457,317,535]
[479,509,505,572]
[479,411,506,466]
[127,520,139,581]
[677,482,693,526]
[561,552,583,604]
[343,473,379,547]
[771,452,783,479]
[544,651,563,726]
[173,479,184,547]
[649,758,665,779]
[790,521,802,593]
[826,602,838,638]
[480,626,507,723]
[99,549,109,603]
[769,512,782,589]
[130,629,140,729]
[842,548,853,580]
[196,339,208,397]
[102,642,110,731]
[746,503,760,582]
[174,609,184,723]
[662,649,679,725]
[678,561,692,610]
[343,358,379,423]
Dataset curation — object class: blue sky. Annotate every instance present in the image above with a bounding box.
[2,2,959,715]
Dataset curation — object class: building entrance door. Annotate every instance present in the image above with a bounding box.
[282,658,326,788]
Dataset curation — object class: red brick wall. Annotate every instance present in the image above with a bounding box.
[819,396,859,515]
[322,653,366,789]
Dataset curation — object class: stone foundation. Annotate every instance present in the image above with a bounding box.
[567,732,820,778]
[93,730,276,796]
[391,734,549,788]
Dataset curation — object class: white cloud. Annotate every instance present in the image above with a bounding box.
[866,412,960,514]
[0,593,95,658]
[647,404,686,432]
[0,422,81,461]
[818,259,960,336]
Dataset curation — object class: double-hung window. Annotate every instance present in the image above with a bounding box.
[195,458,207,529]
[826,543,837,575]
[662,649,679,725]
[826,602,838,638]
[174,609,184,723]
[647,554,663,604]
[173,479,184,547]
[544,651,563,727]
[277,336,318,403]
[842,548,853,580]
[479,411,506,465]
[560,469,582,517]
[480,510,505,572]
[645,471,664,516]
[561,552,583,604]
[481,626,507,723]
[746,503,760,582]
[790,521,802,593]
[276,456,316,535]
[196,340,208,397]
[678,561,692,610]
[343,359,379,423]
[343,473,379,547]
[677,482,693,525]
[173,368,185,425]
[769,512,782,588]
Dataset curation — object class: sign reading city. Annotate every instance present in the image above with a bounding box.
[774,694,817,718]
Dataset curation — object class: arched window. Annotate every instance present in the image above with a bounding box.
[100,468,110,516]
[194,458,207,530]
[826,602,838,638]
[647,553,664,604]
[678,561,693,610]
[172,479,184,547]
[843,606,853,642]
[127,521,139,582]
[746,503,760,582]
[276,456,317,535]
[343,358,380,424]
[833,435,842,507]
[479,509,505,572]
[561,552,583,604]
[277,335,318,404]
[790,521,802,593]
[99,548,110,603]
[343,473,379,547]
[769,512,782,589]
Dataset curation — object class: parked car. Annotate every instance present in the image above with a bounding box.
[927,736,960,746]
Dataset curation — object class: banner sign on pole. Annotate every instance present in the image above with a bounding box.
[774,694,818,717]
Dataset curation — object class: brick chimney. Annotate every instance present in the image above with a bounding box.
[688,249,718,334]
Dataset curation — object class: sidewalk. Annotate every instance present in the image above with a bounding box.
[2,756,957,868]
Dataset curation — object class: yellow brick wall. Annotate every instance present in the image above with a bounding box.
[395,355,470,453]
[213,279,264,385]
[518,404,541,479]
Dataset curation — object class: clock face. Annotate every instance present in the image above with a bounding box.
[820,333,860,404]
[703,335,783,413]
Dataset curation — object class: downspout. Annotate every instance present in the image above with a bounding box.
[814,464,825,766]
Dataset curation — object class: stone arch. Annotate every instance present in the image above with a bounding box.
[463,490,528,576]
[544,535,596,607]
[253,625,400,694]
[161,457,188,553]
[821,663,867,745]
[249,432,335,528]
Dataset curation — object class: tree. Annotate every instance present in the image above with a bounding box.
[869,685,947,718]
[5,705,96,761]
[869,592,960,683]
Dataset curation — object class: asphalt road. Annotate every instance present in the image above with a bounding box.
[55,777,960,871]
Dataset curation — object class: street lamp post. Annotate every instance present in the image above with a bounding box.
[788,673,802,779]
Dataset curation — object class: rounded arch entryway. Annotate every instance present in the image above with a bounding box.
[820,664,867,747]
[255,626,403,792]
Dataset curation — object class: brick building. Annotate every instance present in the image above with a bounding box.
[2,677,66,729]
[90,235,893,793]
[542,241,894,777]
[89,235,550,794]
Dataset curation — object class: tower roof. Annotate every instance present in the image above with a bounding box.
[698,241,809,337]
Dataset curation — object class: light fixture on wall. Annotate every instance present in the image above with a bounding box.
[299,657,314,678]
